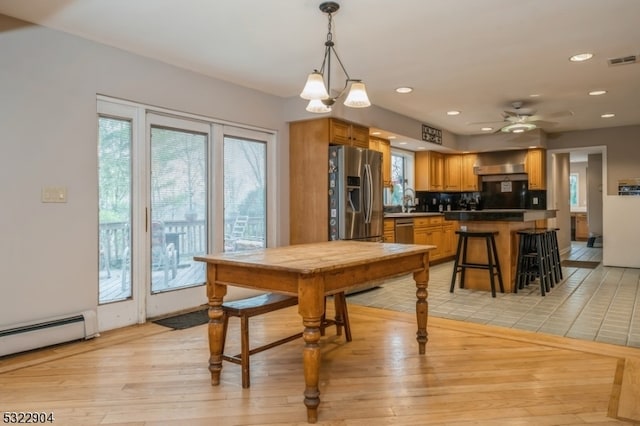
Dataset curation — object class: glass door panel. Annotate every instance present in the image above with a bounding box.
[150,126,207,293]
[223,136,266,252]
[98,116,132,304]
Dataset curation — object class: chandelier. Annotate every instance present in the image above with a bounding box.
[300,2,371,113]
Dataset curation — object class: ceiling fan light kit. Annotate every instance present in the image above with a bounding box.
[501,122,537,133]
[300,1,371,113]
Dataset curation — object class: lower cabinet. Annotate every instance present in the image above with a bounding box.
[412,216,458,262]
[441,223,456,258]
[383,218,395,243]
[575,213,589,240]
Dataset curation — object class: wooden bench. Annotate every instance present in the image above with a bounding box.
[221,292,351,388]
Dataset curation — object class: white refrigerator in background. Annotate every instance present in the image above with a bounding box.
[328,145,383,241]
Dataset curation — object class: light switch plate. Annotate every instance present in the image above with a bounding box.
[42,186,67,203]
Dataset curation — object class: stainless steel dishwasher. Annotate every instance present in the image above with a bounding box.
[394,218,414,244]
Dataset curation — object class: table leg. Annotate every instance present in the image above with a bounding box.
[206,265,227,386]
[298,277,325,424]
[414,255,429,354]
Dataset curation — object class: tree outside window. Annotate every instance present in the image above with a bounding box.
[569,173,579,207]
[391,153,405,205]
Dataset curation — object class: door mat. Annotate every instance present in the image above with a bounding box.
[561,260,600,269]
[153,308,208,330]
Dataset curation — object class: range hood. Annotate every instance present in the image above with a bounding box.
[473,150,527,175]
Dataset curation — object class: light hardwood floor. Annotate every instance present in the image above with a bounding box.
[1,304,639,425]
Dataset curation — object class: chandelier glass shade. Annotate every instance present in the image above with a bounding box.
[300,2,371,113]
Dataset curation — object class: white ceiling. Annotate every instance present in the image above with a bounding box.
[1,0,639,140]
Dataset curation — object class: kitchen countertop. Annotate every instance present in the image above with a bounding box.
[443,209,556,222]
[384,212,444,218]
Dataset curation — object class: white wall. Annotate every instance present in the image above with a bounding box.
[587,154,603,236]
[0,15,288,328]
[548,125,640,195]
[550,153,572,254]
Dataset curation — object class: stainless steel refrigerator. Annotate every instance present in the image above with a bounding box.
[328,145,383,241]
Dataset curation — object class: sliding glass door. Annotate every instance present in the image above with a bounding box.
[97,99,276,330]
[145,114,209,317]
[223,134,267,253]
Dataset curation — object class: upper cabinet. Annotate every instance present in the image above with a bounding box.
[416,151,444,191]
[460,153,479,191]
[443,154,461,191]
[329,118,369,148]
[417,151,479,192]
[369,135,392,187]
[526,148,546,190]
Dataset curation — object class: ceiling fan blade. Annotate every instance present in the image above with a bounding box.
[466,119,506,126]
[530,120,557,127]
[526,115,542,122]
[546,110,574,119]
[502,110,519,117]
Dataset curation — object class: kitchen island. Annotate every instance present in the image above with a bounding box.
[443,209,556,293]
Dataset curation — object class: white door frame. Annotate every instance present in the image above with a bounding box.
[97,97,278,331]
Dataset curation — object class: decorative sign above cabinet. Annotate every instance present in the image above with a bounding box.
[421,124,442,145]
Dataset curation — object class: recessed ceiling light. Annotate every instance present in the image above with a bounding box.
[601,113,615,118]
[481,127,493,131]
[529,94,541,98]
[570,52,594,62]
[395,87,413,94]
[589,90,607,96]
[371,131,381,135]
[398,141,408,145]
[388,135,397,139]
[447,110,461,116]
[416,146,426,150]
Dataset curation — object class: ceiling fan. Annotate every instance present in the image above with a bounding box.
[470,101,573,133]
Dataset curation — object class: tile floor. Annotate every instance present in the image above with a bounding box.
[347,242,640,348]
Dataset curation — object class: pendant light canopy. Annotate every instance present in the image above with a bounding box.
[300,2,371,113]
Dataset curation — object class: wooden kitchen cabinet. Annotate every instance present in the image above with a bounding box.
[289,119,331,244]
[289,117,372,244]
[329,118,369,148]
[444,154,462,191]
[575,213,589,240]
[383,218,395,243]
[414,224,443,260]
[526,148,546,190]
[412,216,457,262]
[441,222,457,258]
[461,153,479,191]
[370,135,392,187]
[416,151,444,191]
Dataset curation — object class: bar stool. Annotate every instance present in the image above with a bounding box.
[547,228,563,285]
[450,230,504,297]
[515,230,553,296]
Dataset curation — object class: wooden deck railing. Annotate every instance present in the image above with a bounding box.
[99,216,264,269]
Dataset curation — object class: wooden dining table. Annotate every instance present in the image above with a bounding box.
[194,240,434,423]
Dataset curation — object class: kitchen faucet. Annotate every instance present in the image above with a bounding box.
[403,187,416,213]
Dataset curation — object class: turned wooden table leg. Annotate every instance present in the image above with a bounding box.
[414,254,429,355]
[206,265,227,385]
[302,318,322,423]
[298,276,325,423]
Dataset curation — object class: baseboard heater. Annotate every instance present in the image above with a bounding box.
[0,310,98,357]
